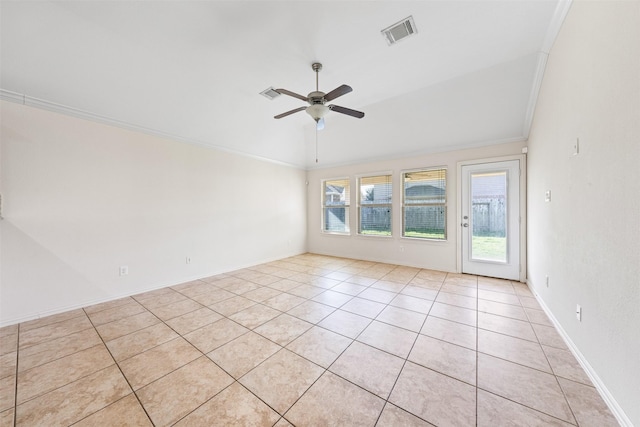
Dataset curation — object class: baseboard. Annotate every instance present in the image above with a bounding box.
[0,250,307,328]
[526,280,632,427]
[307,249,455,274]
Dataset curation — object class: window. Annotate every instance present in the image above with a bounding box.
[322,178,350,233]
[402,168,447,239]
[358,174,392,236]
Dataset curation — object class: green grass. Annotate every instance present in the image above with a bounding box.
[360,230,392,236]
[472,235,506,261]
[403,231,445,239]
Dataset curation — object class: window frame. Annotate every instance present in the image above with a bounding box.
[401,167,448,241]
[321,177,351,235]
[357,172,393,237]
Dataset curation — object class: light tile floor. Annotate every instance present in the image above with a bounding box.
[0,254,619,426]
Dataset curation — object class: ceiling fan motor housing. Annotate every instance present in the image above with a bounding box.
[308,91,326,105]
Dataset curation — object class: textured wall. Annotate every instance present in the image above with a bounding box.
[0,101,308,325]
[527,1,640,424]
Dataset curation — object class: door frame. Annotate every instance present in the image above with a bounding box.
[456,154,527,282]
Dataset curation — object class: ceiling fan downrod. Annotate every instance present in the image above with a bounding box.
[312,62,322,92]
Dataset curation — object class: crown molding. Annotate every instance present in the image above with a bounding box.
[522,0,573,139]
[0,89,305,170]
[522,52,549,139]
[542,0,573,54]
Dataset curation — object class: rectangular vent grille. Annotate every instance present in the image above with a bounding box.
[382,16,417,46]
[260,87,281,100]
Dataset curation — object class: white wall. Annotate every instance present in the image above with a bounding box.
[307,141,525,272]
[0,101,307,326]
[527,1,640,424]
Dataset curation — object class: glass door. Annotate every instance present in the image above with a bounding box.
[461,160,521,280]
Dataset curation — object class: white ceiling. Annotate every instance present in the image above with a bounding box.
[0,1,567,169]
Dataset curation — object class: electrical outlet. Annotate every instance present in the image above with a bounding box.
[545,190,551,202]
[119,266,129,276]
[185,257,191,265]
[399,246,404,252]
[576,304,582,321]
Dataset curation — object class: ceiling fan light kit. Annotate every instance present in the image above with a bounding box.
[306,104,330,121]
[271,62,364,130]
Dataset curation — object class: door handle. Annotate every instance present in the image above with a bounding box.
[462,223,469,227]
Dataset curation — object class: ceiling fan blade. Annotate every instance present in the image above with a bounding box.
[275,88,308,102]
[329,104,365,119]
[324,84,353,102]
[274,106,307,119]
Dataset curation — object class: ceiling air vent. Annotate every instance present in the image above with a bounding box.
[382,16,417,46]
[260,87,281,100]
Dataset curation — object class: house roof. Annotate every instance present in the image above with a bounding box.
[405,184,446,199]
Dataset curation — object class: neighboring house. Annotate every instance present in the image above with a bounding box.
[325,184,347,204]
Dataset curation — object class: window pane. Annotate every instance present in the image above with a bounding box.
[324,207,349,232]
[360,206,391,235]
[358,174,392,236]
[471,171,507,262]
[324,179,350,206]
[323,178,350,233]
[404,206,446,239]
[360,175,392,205]
[403,169,446,205]
[403,168,446,239]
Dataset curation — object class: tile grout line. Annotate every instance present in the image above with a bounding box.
[219,263,546,424]
[82,307,156,426]
[287,268,399,426]
[475,275,480,427]
[237,269,352,422]
[278,274,379,419]
[370,269,443,426]
[477,280,582,425]
[172,267,344,423]
[67,394,143,426]
[15,316,92,354]
[247,265,401,423]
[532,313,580,426]
[8,255,596,426]
[11,313,129,406]
[168,380,245,426]
[159,275,294,423]
[12,324,20,427]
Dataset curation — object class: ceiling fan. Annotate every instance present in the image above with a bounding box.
[274,62,364,130]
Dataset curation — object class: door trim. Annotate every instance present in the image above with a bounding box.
[456,154,527,282]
